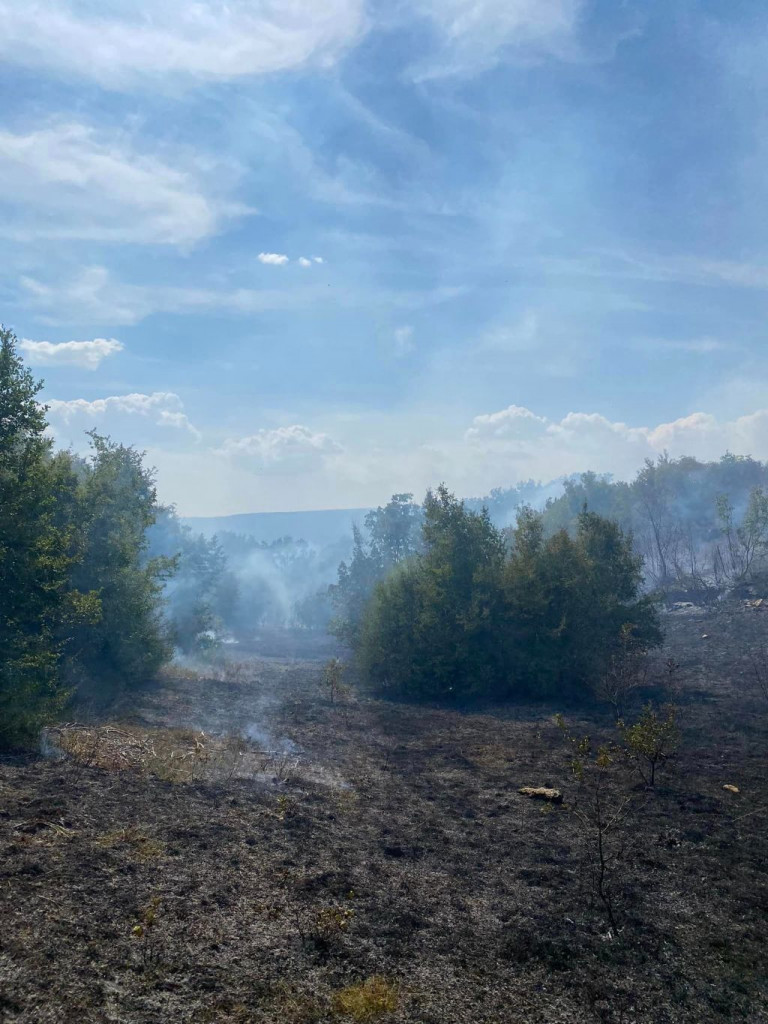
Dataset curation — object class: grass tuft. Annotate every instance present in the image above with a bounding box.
[332,977,399,1021]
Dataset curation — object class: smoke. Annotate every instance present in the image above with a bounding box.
[244,721,297,755]
[468,477,567,528]
[154,453,768,647]
[39,727,65,760]
[217,532,349,633]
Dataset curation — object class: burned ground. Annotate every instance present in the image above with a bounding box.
[0,610,766,1023]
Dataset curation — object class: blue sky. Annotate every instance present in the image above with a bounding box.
[3,0,768,514]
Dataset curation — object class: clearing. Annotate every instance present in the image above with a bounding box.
[1,609,766,1023]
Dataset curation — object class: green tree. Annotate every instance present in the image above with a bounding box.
[0,328,77,745]
[63,433,174,701]
[714,487,768,586]
[504,507,661,698]
[357,486,507,701]
[148,508,235,652]
[330,493,422,646]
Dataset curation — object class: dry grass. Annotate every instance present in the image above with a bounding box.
[10,819,78,847]
[47,723,301,785]
[96,826,166,861]
[332,977,399,1021]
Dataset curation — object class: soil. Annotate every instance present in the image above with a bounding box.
[0,610,766,1023]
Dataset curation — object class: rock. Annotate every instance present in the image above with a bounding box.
[518,786,563,804]
[722,784,740,794]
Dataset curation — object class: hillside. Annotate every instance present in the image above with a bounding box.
[183,508,371,547]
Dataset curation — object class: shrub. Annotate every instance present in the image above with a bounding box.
[354,487,662,704]
[618,702,680,787]
[556,715,634,932]
[322,658,349,702]
[593,623,649,719]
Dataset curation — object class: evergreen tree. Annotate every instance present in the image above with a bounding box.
[357,487,507,701]
[330,493,422,646]
[148,508,236,652]
[0,327,74,744]
[65,433,174,701]
[504,507,661,697]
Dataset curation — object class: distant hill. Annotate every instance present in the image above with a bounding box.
[183,507,370,547]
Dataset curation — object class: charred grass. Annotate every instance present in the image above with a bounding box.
[0,612,766,1023]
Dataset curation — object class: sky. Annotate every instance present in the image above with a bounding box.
[3,0,768,515]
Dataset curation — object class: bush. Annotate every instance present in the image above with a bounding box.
[0,328,77,746]
[556,715,634,932]
[60,433,175,704]
[353,488,662,704]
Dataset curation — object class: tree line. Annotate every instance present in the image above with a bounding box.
[472,456,768,599]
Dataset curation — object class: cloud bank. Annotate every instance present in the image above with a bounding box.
[465,404,768,481]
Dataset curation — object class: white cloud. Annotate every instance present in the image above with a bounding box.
[46,391,200,438]
[412,0,584,78]
[466,404,549,443]
[313,256,324,264]
[298,257,312,267]
[258,252,290,266]
[0,122,250,245]
[393,325,415,357]
[216,425,342,474]
[19,337,123,370]
[0,1,364,85]
[465,403,768,481]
